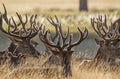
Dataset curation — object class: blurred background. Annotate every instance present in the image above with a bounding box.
[0,0,120,57]
[0,0,120,13]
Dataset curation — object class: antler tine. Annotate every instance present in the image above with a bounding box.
[30,15,34,23]
[30,14,38,32]
[99,16,119,41]
[112,19,120,39]
[1,7,39,40]
[0,14,11,35]
[7,17,25,39]
[42,25,46,34]
[39,23,43,30]
[91,16,109,40]
[33,14,37,22]
[68,27,88,50]
[55,16,70,45]
[104,15,108,29]
[11,16,18,33]
[27,23,42,40]
[108,23,112,32]
[98,15,108,29]
[47,16,59,42]
[91,18,103,37]
[83,27,89,38]
[2,4,21,28]
[106,32,119,41]
[47,17,53,25]
[109,23,120,40]
[116,24,120,37]
[23,30,33,38]
[8,18,12,33]
[0,14,16,37]
[98,15,102,22]
[16,12,28,33]
[8,16,32,39]
[66,26,70,38]
[100,26,108,34]
[59,23,70,48]
[39,27,61,50]
[56,32,61,47]
[112,33,119,40]
[55,15,59,23]
[47,16,59,26]
[92,15,120,42]
[98,15,108,30]
[0,13,5,33]
[62,26,70,47]
[68,34,73,46]
[34,14,37,22]
[58,23,70,48]
[27,32,37,40]
[96,21,106,38]
[29,15,35,31]
[47,16,70,48]
[2,4,8,24]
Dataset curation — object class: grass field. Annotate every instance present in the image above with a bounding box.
[0,0,120,79]
[0,57,120,79]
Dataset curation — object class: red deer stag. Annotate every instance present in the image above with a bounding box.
[91,15,120,65]
[1,4,41,57]
[0,4,41,67]
[39,16,88,77]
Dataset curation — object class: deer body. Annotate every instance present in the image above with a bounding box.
[0,4,41,67]
[91,15,120,65]
[39,16,88,77]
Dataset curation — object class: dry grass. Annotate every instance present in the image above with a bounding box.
[0,56,120,79]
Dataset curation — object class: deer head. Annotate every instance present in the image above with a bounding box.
[0,4,41,58]
[39,16,88,77]
[91,15,120,64]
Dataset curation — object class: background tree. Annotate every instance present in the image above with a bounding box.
[79,0,88,11]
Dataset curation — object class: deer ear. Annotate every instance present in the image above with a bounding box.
[95,38,104,46]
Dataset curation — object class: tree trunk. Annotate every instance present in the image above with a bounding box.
[79,0,88,11]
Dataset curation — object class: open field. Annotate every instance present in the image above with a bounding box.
[0,0,120,13]
[0,0,120,33]
[0,0,120,79]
